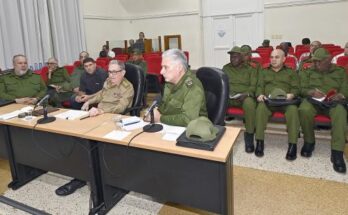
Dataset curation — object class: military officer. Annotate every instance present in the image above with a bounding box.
[46,57,72,107]
[127,48,147,75]
[0,54,46,104]
[255,49,300,160]
[298,48,348,173]
[241,45,261,69]
[145,48,207,127]
[222,46,258,153]
[81,60,134,116]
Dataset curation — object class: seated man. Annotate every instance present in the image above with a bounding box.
[255,49,300,160]
[127,49,147,75]
[70,51,89,96]
[45,57,72,107]
[298,48,348,173]
[81,60,134,116]
[222,46,257,153]
[70,57,108,110]
[0,54,46,103]
[145,48,207,127]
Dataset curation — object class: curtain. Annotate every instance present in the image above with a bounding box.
[0,0,86,70]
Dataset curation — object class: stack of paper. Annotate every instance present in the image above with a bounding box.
[161,124,186,141]
[0,106,33,120]
[54,110,89,120]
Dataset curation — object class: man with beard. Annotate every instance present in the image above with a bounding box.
[0,54,46,104]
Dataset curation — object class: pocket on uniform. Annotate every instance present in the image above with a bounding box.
[30,80,41,91]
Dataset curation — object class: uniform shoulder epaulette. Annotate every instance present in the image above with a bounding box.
[185,76,193,88]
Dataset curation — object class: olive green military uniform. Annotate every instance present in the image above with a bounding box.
[159,70,208,127]
[47,67,73,106]
[70,65,84,90]
[0,70,46,100]
[299,64,348,151]
[88,78,134,114]
[127,60,147,76]
[255,66,300,144]
[222,63,257,133]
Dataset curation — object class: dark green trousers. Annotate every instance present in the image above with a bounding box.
[298,99,347,151]
[255,103,299,144]
[229,97,256,134]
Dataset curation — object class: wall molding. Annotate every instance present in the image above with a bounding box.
[265,0,347,8]
[84,10,199,21]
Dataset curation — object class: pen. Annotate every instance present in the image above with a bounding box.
[122,120,140,126]
[80,115,90,120]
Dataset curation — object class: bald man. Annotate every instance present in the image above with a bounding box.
[255,49,300,160]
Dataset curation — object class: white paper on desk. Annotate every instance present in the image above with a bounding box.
[0,106,33,120]
[161,124,186,141]
[122,120,148,131]
[55,110,89,120]
[103,130,131,140]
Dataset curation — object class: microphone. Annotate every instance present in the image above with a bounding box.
[36,94,50,107]
[143,95,163,133]
[144,95,161,119]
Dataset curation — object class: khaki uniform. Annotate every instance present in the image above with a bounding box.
[0,70,46,100]
[299,65,348,151]
[47,67,73,105]
[159,70,208,127]
[255,66,300,144]
[222,63,257,133]
[88,78,134,114]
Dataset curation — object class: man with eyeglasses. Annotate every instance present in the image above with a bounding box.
[81,60,134,116]
[45,57,72,107]
[70,57,108,109]
[0,54,46,104]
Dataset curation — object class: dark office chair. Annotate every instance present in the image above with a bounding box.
[196,67,229,126]
[122,63,145,116]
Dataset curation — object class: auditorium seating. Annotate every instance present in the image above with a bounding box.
[114,54,129,62]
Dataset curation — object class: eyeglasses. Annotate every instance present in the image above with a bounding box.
[108,69,123,74]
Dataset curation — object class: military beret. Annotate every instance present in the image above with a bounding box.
[228,46,242,54]
[186,116,219,142]
[311,48,330,61]
[269,88,287,99]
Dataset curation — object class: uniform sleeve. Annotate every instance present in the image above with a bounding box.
[35,78,47,99]
[160,85,204,127]
[101,85,134,114]
[339,70,348,98]
[299,70,311,97]
[141,61,148,75]
[70,68,82,89]
[87,90,103,105]
[290,70,300,96]
[248,68,258,97]
[59,69,72,91]
[255,69,265,96]
[0,77,16,100]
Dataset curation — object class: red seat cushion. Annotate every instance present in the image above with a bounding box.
[272,112,285,118]
[314,115,331,123]
[226,107,244,116]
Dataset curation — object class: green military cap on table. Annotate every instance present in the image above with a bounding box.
[186,116,219,142]
[311,48,331,61]
[269,88,287,100]
[227,46,242,54]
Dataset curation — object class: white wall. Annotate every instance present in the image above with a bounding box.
[81,0,202,68]
[264,0,348,47]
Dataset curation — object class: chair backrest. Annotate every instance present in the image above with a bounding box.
[337,56,348,67]
[196,67,229,126]
[124,63,145,116]
[64,65,75,75]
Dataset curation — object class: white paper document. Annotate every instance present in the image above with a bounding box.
[0,106,33,120]
[103,130,131,140]
[161,124,186,141]
[54,110,89,120]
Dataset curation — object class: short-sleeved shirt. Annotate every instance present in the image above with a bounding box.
[79,68,108,95]
[158,70,208,127]
[0,70,46,100]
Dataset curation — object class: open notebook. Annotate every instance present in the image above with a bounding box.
[54,110,89,120]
